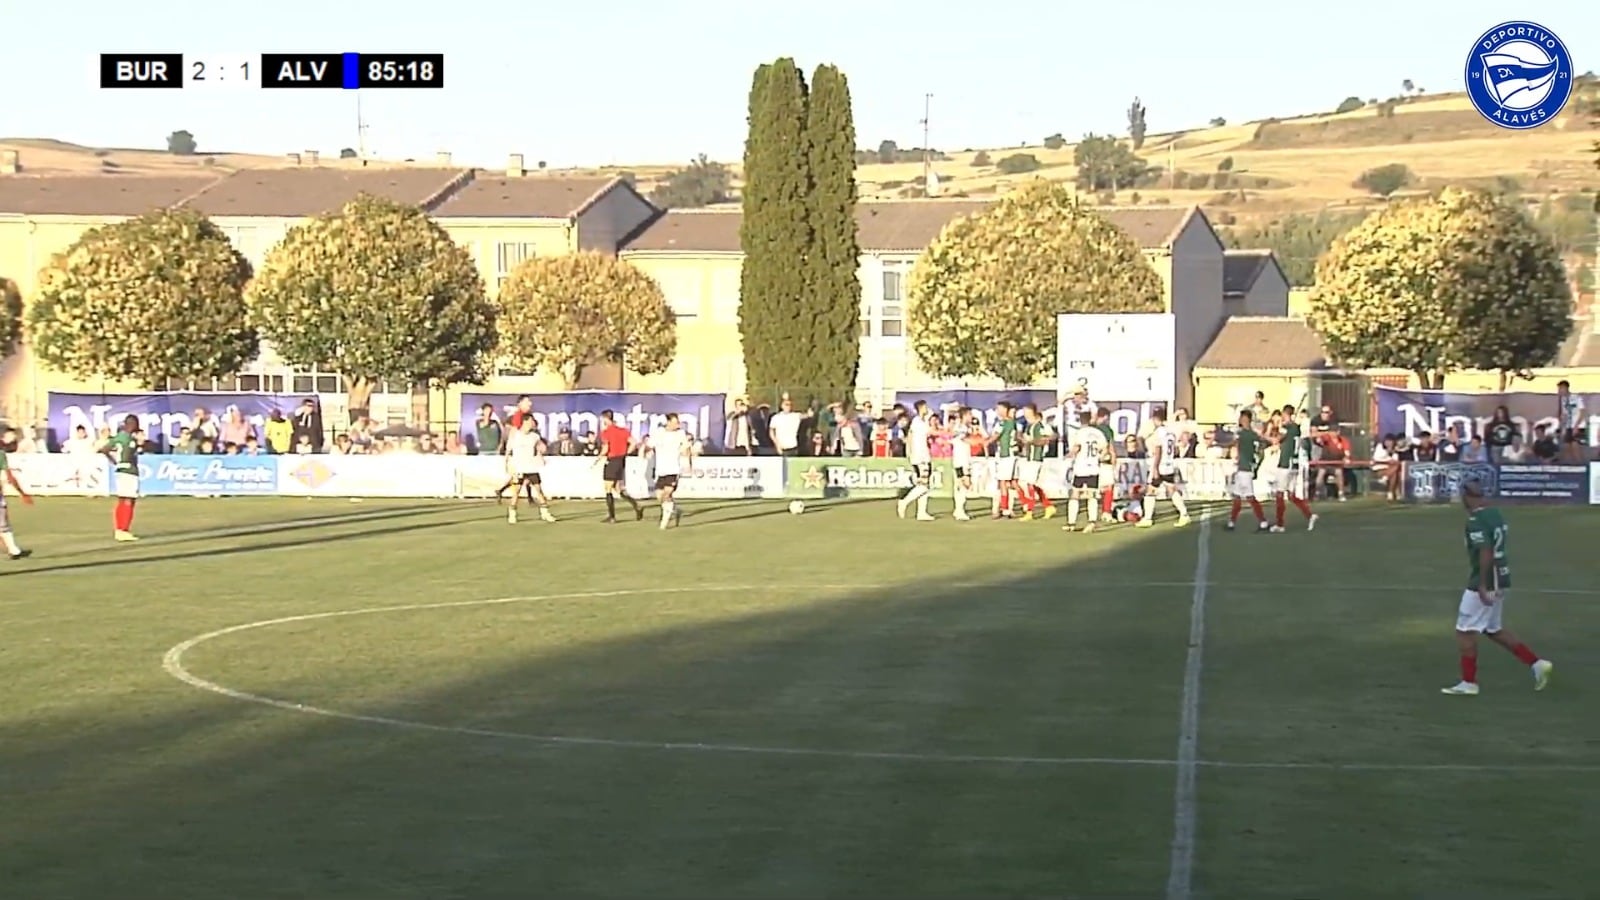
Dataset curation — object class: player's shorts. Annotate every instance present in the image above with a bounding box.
[1229,470,1256,498]
[1016,460,1043,485]
[602,456,627,482]
[910,462,932,483]
[516,471,542,486]
[1456,588,1505,634]
[1265,465,1296,493]
[113,472,141,499]
[654,474,680,491]
[1150,468,1182,489]
[1071,473,1100,491]
[992,457,1019,481]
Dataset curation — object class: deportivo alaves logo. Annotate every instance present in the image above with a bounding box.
[803,463,945,490]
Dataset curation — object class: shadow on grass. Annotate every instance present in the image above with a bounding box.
[0,513,1218,899]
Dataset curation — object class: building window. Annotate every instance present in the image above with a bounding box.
[496,242,536,276]
[880,269,905,337]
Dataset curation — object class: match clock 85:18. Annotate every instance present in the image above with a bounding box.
[360,52,444,88]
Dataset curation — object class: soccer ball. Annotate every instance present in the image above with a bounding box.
[788,500,806,515]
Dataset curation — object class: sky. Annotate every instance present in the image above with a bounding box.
[3,0,1595,169]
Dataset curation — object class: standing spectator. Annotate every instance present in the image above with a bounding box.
[171,427,197,454]
[348,417,374,453]
[1372,435,1401,501]
[553,428,582,456]
[890,411,911,457]
[192,407,220,444]
[1122,434,1145,459]
[265,409,293,454]
[724,398,755,455]
[856,402,876,441]
[291,399,324,451]
[10,425,39,454]
[834,409,864,457]
[1059,386,1094,453]
[444,431,465,454]
[62,424,97,455]
[1309,403,1336,432]
[1485,406,1515,463]
[768,398,803,457]
[869,419,892,457]
[1556,379,1583,442]
[1247,391,1270,425]
[219,406,254,447]
[1437,426,1462,463]
[470,404,501,456]
[1172,407,1199,442]
[1177,429,1198,458]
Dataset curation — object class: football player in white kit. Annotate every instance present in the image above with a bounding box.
[948,408,979,521]
[1138,407,1192,528]
[897,400,937,521]
[641,413,692,529]
[1062,411,1110,533]
[504,417,556,524]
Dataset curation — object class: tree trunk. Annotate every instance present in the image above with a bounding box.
[410,382,430,427]
[347,376,374,425]
[1497,370,1510,392]
[566,363,585,391]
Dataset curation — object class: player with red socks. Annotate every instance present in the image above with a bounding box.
[1265,406,1317,532]
[101,415,144,542]
[1091,408,1118,523]
[1442,480,1552,695]
[1015,404,1056,521]
[987,401,1020,518]
[1224,410,1269,532]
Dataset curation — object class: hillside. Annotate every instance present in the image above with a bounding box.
[7,89,1598,229]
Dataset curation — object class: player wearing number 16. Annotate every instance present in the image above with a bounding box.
[1441,481,1553,696]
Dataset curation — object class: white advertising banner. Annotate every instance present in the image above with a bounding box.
[276,454,457,498]
[4,452,110,496]
[456,456,609,499]
[1590,462,1600,505]
[623,456,786,499]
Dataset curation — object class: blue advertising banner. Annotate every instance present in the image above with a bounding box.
[1375,386,1598,447]
[1403,462,1590,504]
[49,392,319,447]
[459,392,726,451]
[137,454,280,496]
[894,390,1157,437]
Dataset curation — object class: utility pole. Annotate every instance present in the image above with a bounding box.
[356,94,370,159]
[920,93,932,194]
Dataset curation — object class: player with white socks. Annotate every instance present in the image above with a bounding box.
[948,408,979,521]
[897,401,936,521]
[1063,411,1109,532]
[641,413,691,529]
[1138,407,1192,528]
[1,427,35,560]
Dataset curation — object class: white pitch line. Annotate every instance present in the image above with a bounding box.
[1164,512,1212,900]
[160,583,1600,777]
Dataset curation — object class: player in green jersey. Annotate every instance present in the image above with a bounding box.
[1264,405,1317,532]
[101,414,144,542]
[1442,480,1553,695]
[1224,411,1268,532]
[1015,404,1056,521]
[986,402,1020,518]
[1091,408,1117,523]
[0,427,36,560]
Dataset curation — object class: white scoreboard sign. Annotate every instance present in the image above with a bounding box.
[1056,313,1176,403]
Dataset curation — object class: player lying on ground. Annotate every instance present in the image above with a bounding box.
[1442,479,1553,696]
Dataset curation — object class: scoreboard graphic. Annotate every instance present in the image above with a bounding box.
[98,52,445,89]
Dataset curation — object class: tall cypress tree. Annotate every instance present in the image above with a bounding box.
[803,63,861,403]
[738,58,812,403]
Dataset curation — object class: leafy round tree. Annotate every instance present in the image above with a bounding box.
[27,209,255,387]
[1308,187,1573,389]
[246,194,495,419]
[0,278,22,362]
[495,252,676,388]
[907,181,1165,386]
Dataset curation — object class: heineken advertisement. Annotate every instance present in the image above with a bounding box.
[787,458,954,498]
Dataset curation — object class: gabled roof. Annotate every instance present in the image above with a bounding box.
[1196,317,1331,371]
[0,175,218,216]
[1223,249,1282,298]
[430,175,629,218]
[620,201,1204,255]
[1199,316,1599,372]
[182,168,472,217]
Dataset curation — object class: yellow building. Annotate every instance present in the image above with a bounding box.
[3,154,1295,423]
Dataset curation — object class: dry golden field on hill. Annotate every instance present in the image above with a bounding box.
[6,90,1598,226]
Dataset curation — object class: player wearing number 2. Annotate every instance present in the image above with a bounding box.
[1441,480,1553,696]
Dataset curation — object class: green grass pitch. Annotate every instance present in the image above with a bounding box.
[2,495,1595,898]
